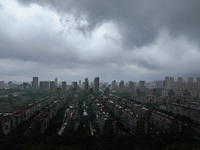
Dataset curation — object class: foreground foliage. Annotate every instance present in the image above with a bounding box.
[0,89,54,112]
[0,133,200,150]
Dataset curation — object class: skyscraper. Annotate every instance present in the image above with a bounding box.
[72,82,78,89]
[85,78,89,91]
[50,81,56,91]
[112,80,116,91]
[55,77,58,87]
[32,77,38,89]
[139,80,146,92]
[78,80,81,89]
[128,81,134,91]
[119,81,124,91]
[62,81,67,90]
[94,77,99,92]
[0,81,5,89]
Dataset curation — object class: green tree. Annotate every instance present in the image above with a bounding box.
[8,93,13,104]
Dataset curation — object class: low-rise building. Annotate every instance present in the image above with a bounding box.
[0,94,61,135]
[150,111,181,133]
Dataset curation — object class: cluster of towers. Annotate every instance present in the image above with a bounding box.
[162,76,200,97]
[32,77,100,92]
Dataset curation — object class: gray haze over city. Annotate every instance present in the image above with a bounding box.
[1,0,200,82]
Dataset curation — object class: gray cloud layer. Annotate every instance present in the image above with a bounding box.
[17,0,200,47]
[0,0,200,82]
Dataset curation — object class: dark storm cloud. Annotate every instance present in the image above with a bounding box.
[1,0,200,82]
[17,0,200,48]
[0,28,79,69]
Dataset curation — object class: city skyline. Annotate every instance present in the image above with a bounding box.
[2,75,200,84]
[1,1,200,82]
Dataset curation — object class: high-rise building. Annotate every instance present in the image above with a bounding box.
[72,82,78,89]
[196,78,200,90]
[8,81,13,88]
[82,82,85,90]
[162,76,200,97]
[94,77,99,92]
[164,76,174,90]
[154,80,164,89]
[0,81,4,89]
[112,80,117,91]
[119,81,124,91]
[40,81,50,90]
[50,81,56,91]
[62,81,67,90]
[187,77,194,90]
[139,80,146,92]
[85,78,89,91]
[178,77,183,82]
[78,80,81,89]
[32,77,38,88]
[128,81,134,91]
[55,77,58,87]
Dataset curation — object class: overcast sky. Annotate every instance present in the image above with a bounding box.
[1,0,200,83]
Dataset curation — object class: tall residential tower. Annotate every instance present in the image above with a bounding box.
[94,77,99,92]
[32,77,38,88]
